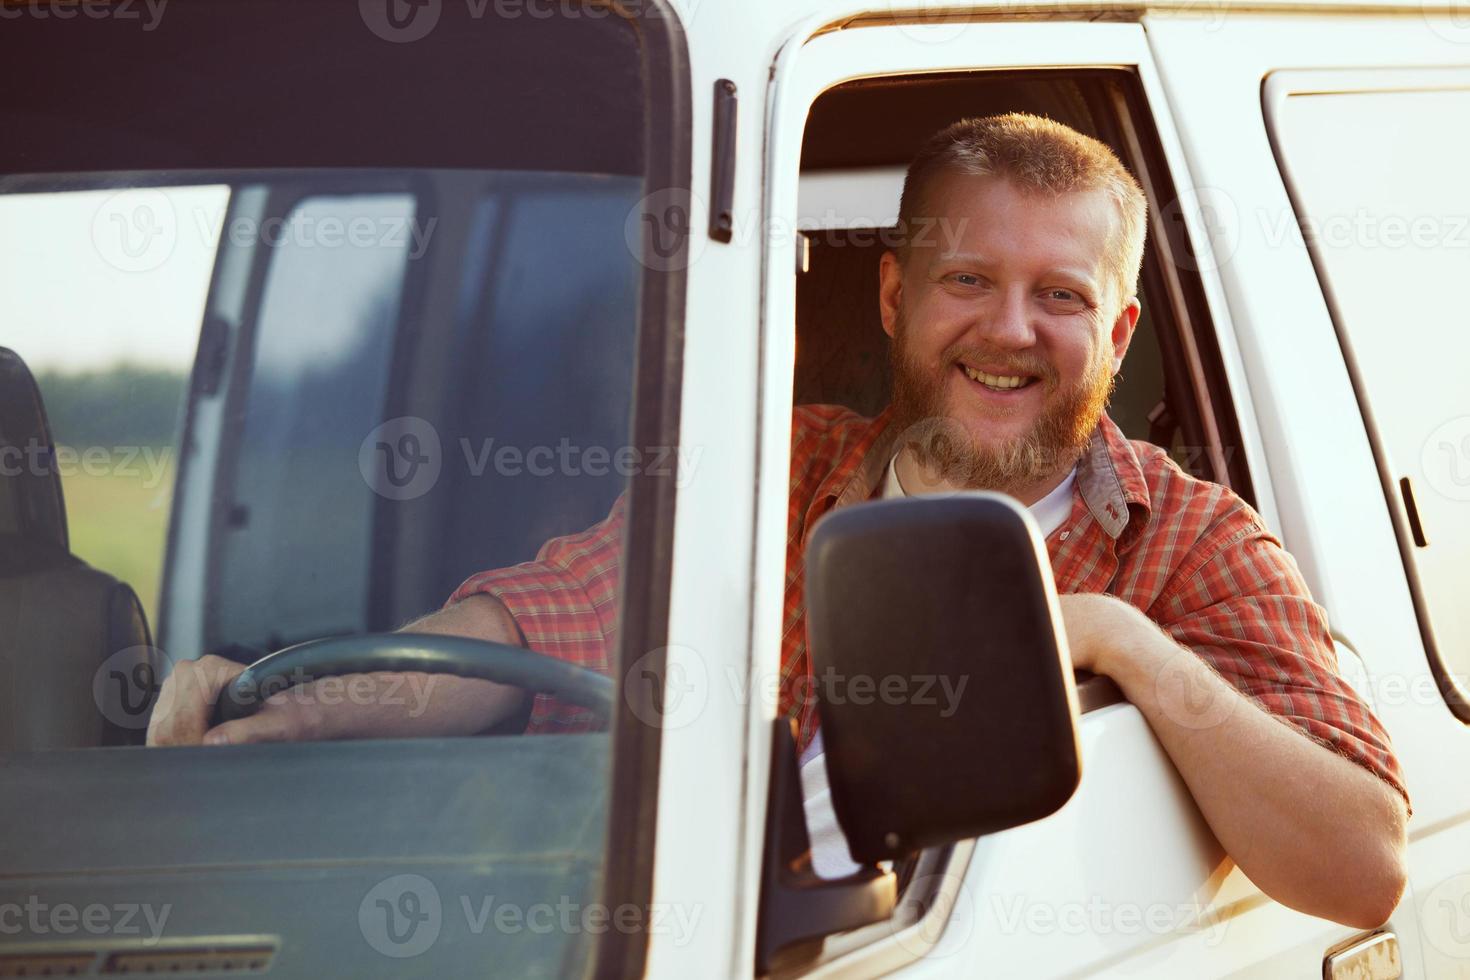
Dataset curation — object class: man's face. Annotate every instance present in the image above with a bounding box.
[879,172,1140,496]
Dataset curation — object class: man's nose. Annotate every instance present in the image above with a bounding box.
[972,286,1036,349]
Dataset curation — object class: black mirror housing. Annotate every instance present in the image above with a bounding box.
[804,493,1082,863]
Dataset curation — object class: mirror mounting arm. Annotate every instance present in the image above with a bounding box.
[754,718,897,974]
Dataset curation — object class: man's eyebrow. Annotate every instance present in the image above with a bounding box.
[929,251,993,269]
[930,252,1102,291]
[1041,269,1103,293]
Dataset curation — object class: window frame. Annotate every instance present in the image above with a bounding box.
[757,19,1258,974]
[587,6,693,979]
[1263,66,1470,723]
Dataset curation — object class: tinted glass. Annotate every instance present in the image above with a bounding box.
[0,3,679,974]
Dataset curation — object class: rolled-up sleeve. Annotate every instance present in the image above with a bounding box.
[1149,511,1410,812]
[447,494,626,733]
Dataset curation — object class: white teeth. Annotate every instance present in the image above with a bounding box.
[963,366,1030,389]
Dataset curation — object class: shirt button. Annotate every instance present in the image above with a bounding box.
[1059,529,1070,541]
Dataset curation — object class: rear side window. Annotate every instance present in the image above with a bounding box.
[1271,82,1470,711]
[215,193,415,649]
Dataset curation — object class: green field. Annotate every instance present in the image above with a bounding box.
[59,448,176,630]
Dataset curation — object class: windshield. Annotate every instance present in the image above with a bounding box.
[2,170,645,646]
[0,2,685,975]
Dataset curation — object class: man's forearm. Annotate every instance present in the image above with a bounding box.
[1094,604,1407,928]
[152,596,532,746]
[363,594,530,737]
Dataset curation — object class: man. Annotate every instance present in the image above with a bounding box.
[150,114,1408,928]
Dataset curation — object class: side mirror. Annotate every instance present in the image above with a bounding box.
[805,492,1082,861]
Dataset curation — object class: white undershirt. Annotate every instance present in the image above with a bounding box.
[799,457,1078,878]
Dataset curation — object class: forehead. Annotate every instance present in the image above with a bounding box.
[922,172,1116,275]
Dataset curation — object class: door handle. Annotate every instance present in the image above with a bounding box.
[1400,476,1428,548]
[1324,931,1400,980]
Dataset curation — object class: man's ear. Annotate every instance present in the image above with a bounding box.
[1109,296,1142,374]
[878,250,904,340]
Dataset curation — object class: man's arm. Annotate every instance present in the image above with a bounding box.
[147,595,529,746]
[1060,592,1407,928]
[149,492,629,747]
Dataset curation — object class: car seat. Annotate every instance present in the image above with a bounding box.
[0,346,155,749]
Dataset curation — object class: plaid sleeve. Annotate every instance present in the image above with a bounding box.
[446,494,626,733]
[1149,507,1410,812]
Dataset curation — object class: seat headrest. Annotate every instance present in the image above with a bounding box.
[794,229,893,418]
[0,346,68,550]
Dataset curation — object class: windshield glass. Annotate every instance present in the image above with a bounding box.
[0,2,683,975]
[2,169,645,649]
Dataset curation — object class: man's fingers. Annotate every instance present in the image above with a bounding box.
[146,655,247,747]
[202,711,300,746]
[202,681,331,745]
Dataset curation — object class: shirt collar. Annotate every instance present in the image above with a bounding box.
[809,408,1153,548]
[1076,411,1152,547]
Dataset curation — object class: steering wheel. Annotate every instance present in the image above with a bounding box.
[211,633,615,729]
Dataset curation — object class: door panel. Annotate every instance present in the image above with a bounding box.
[1147,18,1470,978]
[757,19,1346,977]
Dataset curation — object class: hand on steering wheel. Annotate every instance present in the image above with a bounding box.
[212,633,614,729]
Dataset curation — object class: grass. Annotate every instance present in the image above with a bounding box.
[59,448,176,630]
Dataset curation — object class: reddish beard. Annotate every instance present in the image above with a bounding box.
[887,306,1115,494]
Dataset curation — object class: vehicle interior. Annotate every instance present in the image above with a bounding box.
[767,67,1253,971]
[0,346,155,751]
[794,69,1251,501]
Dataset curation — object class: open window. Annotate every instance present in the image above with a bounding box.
[794,69,1251,496]
[754,21,1253,976]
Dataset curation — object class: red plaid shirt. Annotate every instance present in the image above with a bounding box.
[449,404,1408,806]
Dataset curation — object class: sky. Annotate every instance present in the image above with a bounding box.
[0,185,229,374]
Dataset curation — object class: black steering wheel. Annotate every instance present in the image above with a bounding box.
[212,633,615,729]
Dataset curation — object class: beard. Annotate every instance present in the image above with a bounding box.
[887,305,1115,495]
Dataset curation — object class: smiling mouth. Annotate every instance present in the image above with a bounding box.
[958,364,1041,393]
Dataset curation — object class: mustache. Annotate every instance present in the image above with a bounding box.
[940,342,1058,385]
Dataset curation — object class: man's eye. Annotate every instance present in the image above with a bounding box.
[1042,288,1091,309]
[947,273,982,287]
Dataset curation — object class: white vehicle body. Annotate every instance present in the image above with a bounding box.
[649,2,1470,976]
[2,2,1466,977]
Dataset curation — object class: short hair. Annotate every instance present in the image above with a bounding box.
[895,113,1148,309]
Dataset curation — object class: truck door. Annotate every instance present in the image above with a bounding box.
[743,15,1401,977]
